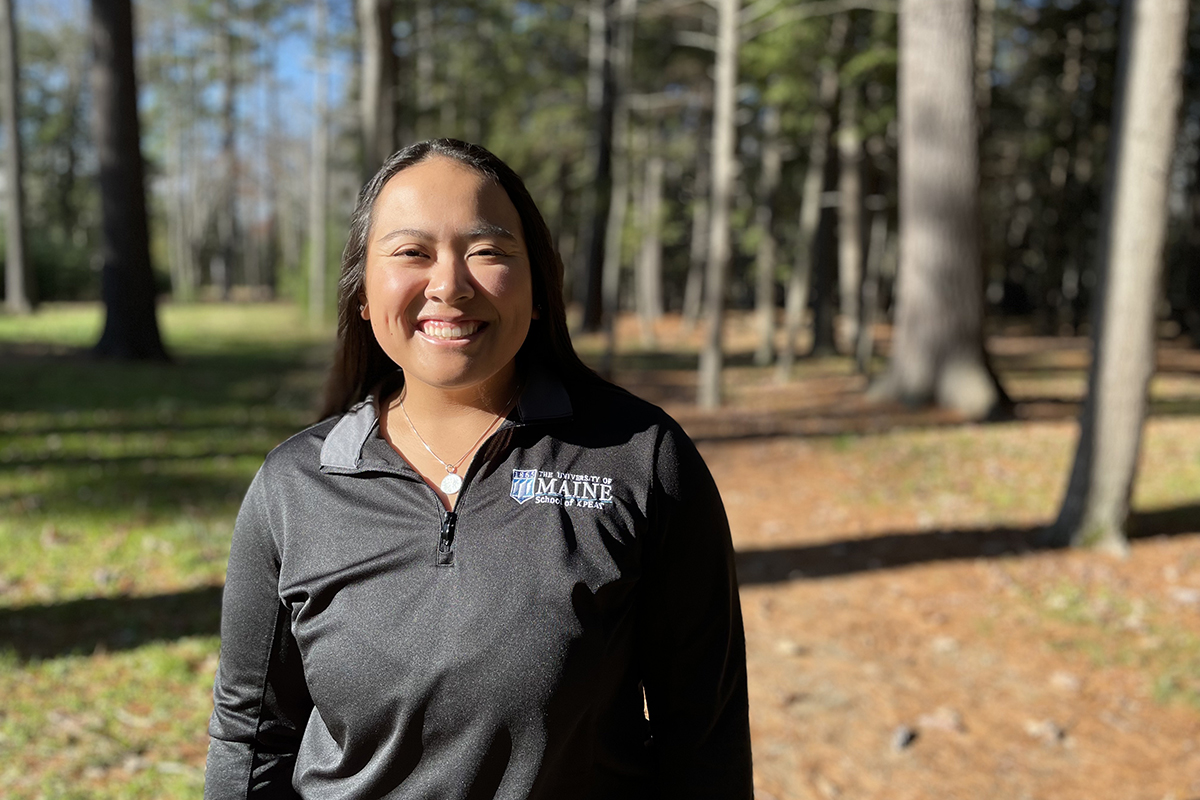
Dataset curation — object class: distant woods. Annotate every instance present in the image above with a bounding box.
[2,3,1199,454]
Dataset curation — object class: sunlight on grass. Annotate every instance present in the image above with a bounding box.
[0,302,331,797]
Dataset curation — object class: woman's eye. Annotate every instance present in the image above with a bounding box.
[471,248,505,258]
[394,248,426,259]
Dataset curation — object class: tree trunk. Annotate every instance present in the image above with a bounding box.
[577,0,616,330]
[1048,0,1189,553]
[90,0,168,360]
[214,0,237,299]
[837,84,863,352]
[599,0,638,372]
[1,0,31,313]
[776,13,848,381]
[636,138,664,347]
[697,0,738,409]
[856,195,889,374]
[358,0,396,178]
[874,0,1002,420]
[681,120,710,332]
[753,105,781,365]
[415,0,435,140]
[308,0,330,323]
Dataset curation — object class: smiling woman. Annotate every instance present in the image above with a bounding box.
[203,139,753,800]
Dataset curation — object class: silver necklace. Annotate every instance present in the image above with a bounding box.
[399,384,520,495]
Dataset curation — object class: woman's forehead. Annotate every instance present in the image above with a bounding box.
[370,157,522,239]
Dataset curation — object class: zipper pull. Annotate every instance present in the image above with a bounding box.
[438,511,458,555]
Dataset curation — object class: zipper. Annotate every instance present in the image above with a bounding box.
[427,411,524,568]
[437,510,457,567]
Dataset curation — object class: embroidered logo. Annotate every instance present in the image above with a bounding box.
[510,469,538,504]
[510,469,614,509]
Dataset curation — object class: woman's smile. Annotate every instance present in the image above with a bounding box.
[414,318,485,342]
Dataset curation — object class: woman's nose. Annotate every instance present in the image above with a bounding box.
[424,253,474,304]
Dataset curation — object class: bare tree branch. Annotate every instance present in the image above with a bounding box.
[742,0,896,42]
[675,29,717,50]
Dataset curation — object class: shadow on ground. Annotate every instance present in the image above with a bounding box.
[3,506,1196,661]
[734,504,1200,586]
[0,584,222,661]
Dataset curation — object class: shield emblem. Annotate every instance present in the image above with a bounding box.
[510,469,537,504]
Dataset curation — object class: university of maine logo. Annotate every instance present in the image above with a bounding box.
[510,469,614,509]
[510,469,538,504]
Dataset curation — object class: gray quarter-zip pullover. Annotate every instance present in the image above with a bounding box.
[204,367,752,799]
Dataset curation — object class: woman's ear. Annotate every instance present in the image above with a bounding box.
[359,296,370,320]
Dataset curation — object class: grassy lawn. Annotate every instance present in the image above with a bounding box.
[0,303,331,798]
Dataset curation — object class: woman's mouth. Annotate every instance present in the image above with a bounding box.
[417,320,484,340]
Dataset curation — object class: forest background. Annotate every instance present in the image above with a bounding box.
[2,0,1200,797]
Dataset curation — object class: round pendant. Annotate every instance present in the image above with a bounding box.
[439,472,464,494]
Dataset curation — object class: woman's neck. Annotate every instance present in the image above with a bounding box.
[389,364,521,425]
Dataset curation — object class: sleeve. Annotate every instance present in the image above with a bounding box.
[205,467,313,799]
[638,423,753,798]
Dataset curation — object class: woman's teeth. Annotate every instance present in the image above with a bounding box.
[421,321,481,339]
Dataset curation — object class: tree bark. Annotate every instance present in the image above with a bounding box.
[599,0,637,372]
[697,0,738,409]
[681,118,710,332]
[415,0,435,139]
[753,105,781,366]
[578,0,617,330]
[90,0,168,360]
[837,84,863,352]
[358,0,396,178]
[1,0,31,313]
[1048,0,1189,553]
[776,13,848,381]
[856,194,889,374]
[308,0,330,323]
[214,0,238,299]
[873,0,1002,419]
[636,137,664,347]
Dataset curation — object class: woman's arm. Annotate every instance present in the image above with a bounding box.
[640,423,753,798]
[205,468,313,799]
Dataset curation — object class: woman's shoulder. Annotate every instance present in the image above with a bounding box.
[257,404,365,478]
[562,376,690,443]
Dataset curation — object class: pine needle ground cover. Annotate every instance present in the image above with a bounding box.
[2,305,1198,798]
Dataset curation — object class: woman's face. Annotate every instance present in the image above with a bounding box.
[361,157,535,398]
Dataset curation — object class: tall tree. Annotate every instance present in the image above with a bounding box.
[872,0,1002,419]
[696,0,738,409]
[308,0,329,323]
[578,0,618,331]
[358,0,396,178]
[1048,0,1190,553]
[776,13,849,380]
[635,127,664,347]
[837,83,863,352]
[0,0,31,313]
[90,0,168,360]
[753,104,781,365]
[213,0,238,299]
[599,0,638,370]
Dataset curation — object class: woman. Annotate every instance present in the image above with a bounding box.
[205,139,752,799]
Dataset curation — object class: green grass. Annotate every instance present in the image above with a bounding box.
[0,303,332,797]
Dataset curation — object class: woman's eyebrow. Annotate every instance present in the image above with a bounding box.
[377,228,429,244]
[466,223,518,242]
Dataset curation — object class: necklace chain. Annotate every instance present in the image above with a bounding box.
[399,384,520,492]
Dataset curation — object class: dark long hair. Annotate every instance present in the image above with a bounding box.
[320,139,596,419]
